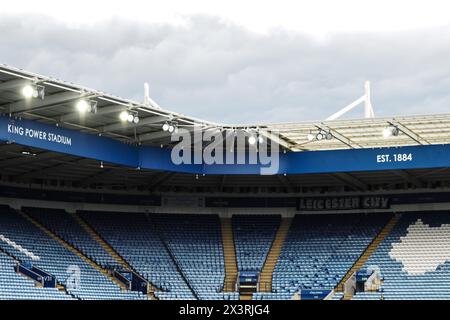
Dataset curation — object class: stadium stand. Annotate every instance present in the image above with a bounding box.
[3,65,450,302]
[257,213,392,300]
[232,215,281,272]
[336,213,401,299]
[3,204,450,301]
[78,210,196,300]
[259,218,293,292]
[354,212,450,300]
[152,214,239,300]
[0,206,147,300]
[0,250,74,300]
[23,207,118,268]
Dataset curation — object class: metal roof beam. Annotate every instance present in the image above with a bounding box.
[332,172,367,191]
[59,104,128,123]
[12,158,87,180]
[392,170,426,187]
[317,123,363,149]
[78,168,119,187]
[101,116,167,133]
[197,129,230,151]
[0,152,60,169]
[0,78,29,91]
[416,167,450,178]
[7,91,83,114]
[276,175,295,193]
[139,125,203,144]
[389,119,431,145]
[258,129,295,151]
[139,130,171,143]
[148,171,176,189]
[219,175,227,192]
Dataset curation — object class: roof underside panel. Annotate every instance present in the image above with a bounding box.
[2,65,450,153]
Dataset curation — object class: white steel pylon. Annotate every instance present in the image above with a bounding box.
[326,81,374,121]
[144,82,162,110]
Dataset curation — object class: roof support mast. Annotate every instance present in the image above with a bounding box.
[144,82,162,110]
[326,81,374,121]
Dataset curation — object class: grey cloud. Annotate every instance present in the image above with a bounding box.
[1,14,450,124]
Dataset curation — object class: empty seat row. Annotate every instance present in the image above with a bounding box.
[233,215,280,272]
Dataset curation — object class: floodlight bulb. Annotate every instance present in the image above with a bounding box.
[76,100,90,113]
[22,85,35,98]
[383,127,392,138]
[119,111,129,122]
[316,132,324,141]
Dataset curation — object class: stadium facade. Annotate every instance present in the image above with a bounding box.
[1,64,450,300]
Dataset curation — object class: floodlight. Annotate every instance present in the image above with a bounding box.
[22,84,45,100]
[258,135,264,144]
[383,125,399,138]
[76,100,90,113]
[316,132,324,141]
[119,111,129,122]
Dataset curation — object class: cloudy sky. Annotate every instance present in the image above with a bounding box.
[1,0,450,124]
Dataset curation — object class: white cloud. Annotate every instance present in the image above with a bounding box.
[3,0,450,36]
[390,220,450,275]
[1,14,450,124]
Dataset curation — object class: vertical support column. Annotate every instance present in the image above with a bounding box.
[364,81,374,118]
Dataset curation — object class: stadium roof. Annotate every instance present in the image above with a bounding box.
[2,64,450,193]
[0,64,218,147]
[2,64,450,152]
[268,114,450,151]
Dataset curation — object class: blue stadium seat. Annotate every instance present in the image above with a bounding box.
[79,210,197,300]
[356,212,450,300]
[0,251,74,300]
[0,206,146,300]
[265,213,391,299]
[24,207,118,268]
[233,215,280,272]
[4,204,450,301]
[153,214,239,300]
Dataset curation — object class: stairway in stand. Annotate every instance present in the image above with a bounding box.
[259,218,293,293]
[70,212,158,299]
[336,213,402,300]
[17,210,131,292]
[70,213,130,269]
[220,218,238,293]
